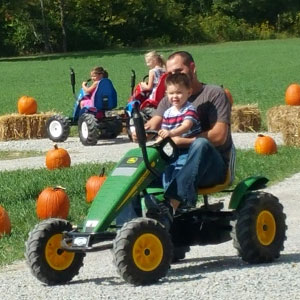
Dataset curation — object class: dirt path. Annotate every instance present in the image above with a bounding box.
[0,132,284,171]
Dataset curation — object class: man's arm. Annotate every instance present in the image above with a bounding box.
[144,115,162,130]
[131,115,163,142]
[199,121,228,146]
[171,121,228,147]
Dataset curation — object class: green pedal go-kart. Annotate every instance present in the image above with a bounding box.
[25,104,287,285]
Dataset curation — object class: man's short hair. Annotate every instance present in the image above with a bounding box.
[167,51,194,66]
[165,73,191,89]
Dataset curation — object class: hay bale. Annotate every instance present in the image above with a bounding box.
[0,112,56,141]
[281,119,300,146]
[231,104,261,132]
[267,105,300,132]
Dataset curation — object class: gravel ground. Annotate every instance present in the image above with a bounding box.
[1,132,300,300]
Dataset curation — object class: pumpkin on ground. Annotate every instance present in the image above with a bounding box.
[17,95,37,114]
[36,186,70,219]
[285,83,300,106]
[254,134,277,155]
[224,88,234,105]
[0,205,11,237]
[85,168,107,203]
[45,144,71,170]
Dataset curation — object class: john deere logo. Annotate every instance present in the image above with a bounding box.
[127,157,138,164]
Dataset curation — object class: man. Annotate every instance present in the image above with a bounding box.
[144,51,232,210]
[117,51,232,224]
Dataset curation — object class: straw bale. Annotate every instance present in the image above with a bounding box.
[231,104,261,132]
[267,105,300,133]
[281,118,300,147]
[0,112,56,141]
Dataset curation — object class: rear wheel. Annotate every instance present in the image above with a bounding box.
[25,218,85,285]
[46,115,70,142]
[99,118,123,139]
[231,192,286,264]
[113,218,173,285]
[78,113,99,145]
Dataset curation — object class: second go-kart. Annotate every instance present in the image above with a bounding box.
[46,68,123,146]
[26,103,287,285]
[125,70,167,141]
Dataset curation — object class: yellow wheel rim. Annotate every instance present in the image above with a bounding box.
[256,210,276,246]
[45,233,75,270]
[132,233,163,271]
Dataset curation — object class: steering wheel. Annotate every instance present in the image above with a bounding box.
[145,130,179,163]
[143,75,149,83]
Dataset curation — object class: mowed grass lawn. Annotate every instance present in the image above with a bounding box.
[1,39,300,266]
[1,38,300,127]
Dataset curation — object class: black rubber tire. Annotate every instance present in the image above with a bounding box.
[78,113,99,145]
[25,218,85,285]
[46,115,70,142]
[231,192,286,264]
[172,246,190,263]
[99,118,123,139]
[113,218,173,285]
[141,107,155,121]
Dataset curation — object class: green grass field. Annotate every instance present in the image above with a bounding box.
[1,38,300,128]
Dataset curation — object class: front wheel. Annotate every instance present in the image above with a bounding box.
[78,113,99,145]
[25,218,85,285]
[46,115,70,142]
[231,192,286,264]
[113,218,173,285]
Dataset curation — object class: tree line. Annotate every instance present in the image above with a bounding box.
[1,0,300,56]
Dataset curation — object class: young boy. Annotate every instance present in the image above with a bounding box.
[158,72,201,141]
[147,73,201,223]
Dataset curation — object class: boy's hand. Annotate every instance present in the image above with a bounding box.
[158,129,171,139]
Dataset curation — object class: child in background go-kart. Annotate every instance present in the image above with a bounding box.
[139,51,165,100]
[80,66,108,108]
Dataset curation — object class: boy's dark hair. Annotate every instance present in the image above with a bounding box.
[165,73,191,89]
[167,51,194,67]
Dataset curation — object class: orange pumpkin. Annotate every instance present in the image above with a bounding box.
[0,205,11,237]
[85,168,107,203]
[36,186,70,219]
[17,96,37,114]
[45,144,71,170]
[285,83,300,106]
[224,88,234,105]
[254,134,277,155]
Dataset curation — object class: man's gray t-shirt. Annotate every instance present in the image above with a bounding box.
[155,84,233,166]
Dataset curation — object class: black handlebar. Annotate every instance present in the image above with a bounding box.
[70,67,76,95]
[132,103,178,177]
[131,70,136,95]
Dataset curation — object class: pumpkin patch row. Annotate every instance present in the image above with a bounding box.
[0,143,106,237]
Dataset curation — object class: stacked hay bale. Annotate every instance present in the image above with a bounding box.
[267,105,300,146]
[0,112,55,141]
[231,104,261,132]
[267,83,300,146]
